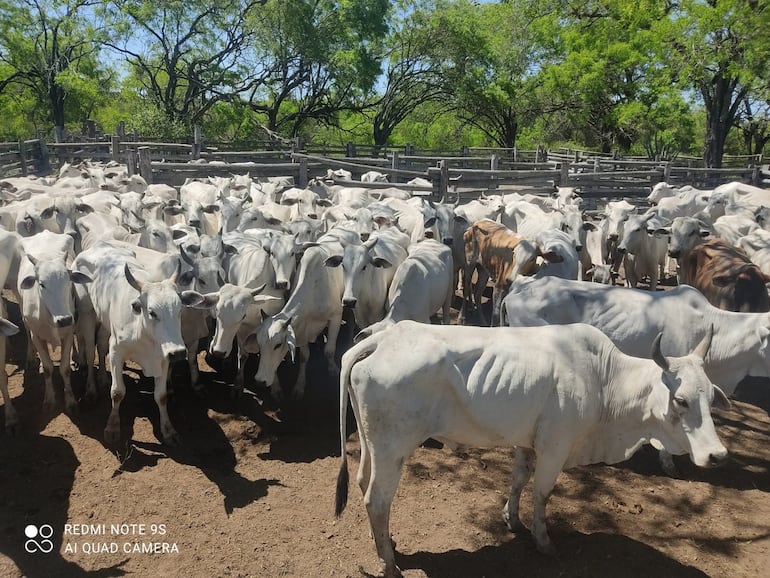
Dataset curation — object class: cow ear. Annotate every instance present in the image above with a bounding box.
[541,250,564,264]
[70,271,93,284]
[223,243,238,255]
[20,275,36,289]
[171,229,188,240]
[260,309,269,323]
[0,318,19,337]
[41,206,55,219]
[317,199,333,207]
[324,255,343,268]
[163,205,184,215]
[371,257,392,268]
[700,230,710,238]
[203,204,220,214]
[243,332,259,351]
[266,217,282,226]
[179,290,204,307]
[281,197,298,205]
[454,215,469,226]
[583,221,598,231]
[712,384,731,410]
[196,292,220,309]
[424,216,437,228]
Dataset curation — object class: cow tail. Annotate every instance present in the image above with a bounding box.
[335,332,381,518]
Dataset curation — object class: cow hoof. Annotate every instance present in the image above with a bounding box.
[162,430,182,447]
[5,421,19,436]
[104,427,121,446]
[230,386,243,400]
[42,399,56,414]
[502,511,526,534]
[64,402,79,417]
[535,540,557,557]
[83,389,98,405]
[192,386,206,399]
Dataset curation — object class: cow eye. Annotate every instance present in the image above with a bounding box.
[689,230,696,236]
[673,396,689,409]
[199,279,206,286]
[149,310,158,320]
[39,282,45,289]
[273,343,282,350]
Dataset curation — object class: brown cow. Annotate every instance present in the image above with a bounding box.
[683,238,770,312]
[461,218,548,326]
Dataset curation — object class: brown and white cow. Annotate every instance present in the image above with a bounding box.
[682,238,770,312]
[461,219,542,326]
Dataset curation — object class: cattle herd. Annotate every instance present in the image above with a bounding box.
[0,162,769,577]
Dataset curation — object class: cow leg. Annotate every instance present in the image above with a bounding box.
[442,283,452,325]
[154,364,180,446]
[290,345,311,400]
[658,449,678,477]
[187,338,201,391]
[490,286,504,327]
[0,336,18,434]
[503,447,535,534]
[96,325,110,389]
[324,317,342,371]
[104,346,126,445]
[32,334,58,413]
[25,326,39,371]
[459,265,473,324]
[475,270,490,325]
[530,452,565,556]
[58,330,78,415]
[78,311,98,402]
[364,449,405,578]
[233,344,248,398]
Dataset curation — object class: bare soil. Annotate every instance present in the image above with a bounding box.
[1,294,770,578]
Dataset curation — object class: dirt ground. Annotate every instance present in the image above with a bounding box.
[1,291,770,578]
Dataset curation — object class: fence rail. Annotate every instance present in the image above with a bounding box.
[0,134,766,201]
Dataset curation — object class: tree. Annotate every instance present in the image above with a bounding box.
[243,0,389,139]
[0,0,107,135]
[101,0,266,126]
[663,0,770,167]
[368,0,450,155]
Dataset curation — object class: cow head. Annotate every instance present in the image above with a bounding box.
[124,263,203,363]
[249,314,297,390]
[649,327,729,468]
[20,253,92,328]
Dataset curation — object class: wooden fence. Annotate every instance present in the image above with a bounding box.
[0,134,766,202]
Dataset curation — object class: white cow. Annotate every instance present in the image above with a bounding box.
[248,237,345,400]
[73,243,203,444]
[335,321,728,577]
[355,239,454,340]
[617,212,668,290]
[323,234,407,329]
[19,231,91,414]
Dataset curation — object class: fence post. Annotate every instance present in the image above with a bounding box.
[38,139,51,174]
[490,154,499,190]
[117,121,126,138]
[345,142,356,157]
[298,157,308,188]
[54,126,65,143]
[513,147,518,163]
[138,146,153,184]
[391,151,400,184]
[85,120,96,139]
[404,144,413,168]
[560,160,569,187]
[663,162,671,182]
[18,139,28,176]
[126,147,137,177]
[111,135,121,162]
[192,125,202,160]
[461,145,469,169]
[438,160,448,200]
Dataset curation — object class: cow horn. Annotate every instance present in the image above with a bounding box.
[124,263,144,293]
[217,270,227,287]
[250,283,267,297]
[651,332,669,372]
[27,254,39,267]
[179,245,195,266]
[692,325,713,360]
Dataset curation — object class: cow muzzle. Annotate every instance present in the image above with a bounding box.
[707,449,729,468]
[442,238,453,246]
[208,348,228,360]
[55,315,74,328]
[167,349,187,363]
[275,281,289,291]
[343,298,357,309]
[668,249,680,258]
